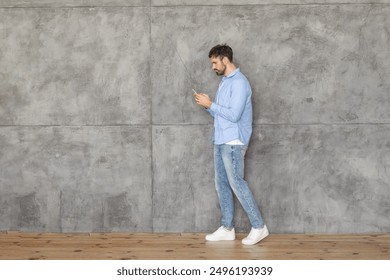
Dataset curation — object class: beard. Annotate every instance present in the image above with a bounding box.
[214,67,226,76]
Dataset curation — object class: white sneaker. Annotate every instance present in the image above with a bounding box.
[242,225,269,245]
[205,226,235,241]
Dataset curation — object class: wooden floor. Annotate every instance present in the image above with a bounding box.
[1,231,389,260]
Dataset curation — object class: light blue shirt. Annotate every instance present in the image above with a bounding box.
[207,68,253,145]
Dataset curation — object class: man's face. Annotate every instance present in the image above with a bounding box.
[210,56,226,76]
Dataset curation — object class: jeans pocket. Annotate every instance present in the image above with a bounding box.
[240,145,248,158]
[230,145,247,158]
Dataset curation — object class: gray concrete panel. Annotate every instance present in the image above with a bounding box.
[151,5,390,125]
[0,126,152,232]
[0,7,150,125]
[152,125,220,232]
[280,5,390,125]
[151,7,220,125]
[292,125,390,233]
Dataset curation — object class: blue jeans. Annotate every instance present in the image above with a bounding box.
[214,144,264,229]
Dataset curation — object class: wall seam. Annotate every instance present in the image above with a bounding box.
[3,123,390,126]
[149,2,155,233]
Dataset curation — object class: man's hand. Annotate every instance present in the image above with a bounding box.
[193,93,212,109]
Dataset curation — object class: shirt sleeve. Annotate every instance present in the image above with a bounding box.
[209,79,248,123]
[206,108,215,118]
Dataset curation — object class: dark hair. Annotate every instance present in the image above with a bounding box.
[208,44,233,62]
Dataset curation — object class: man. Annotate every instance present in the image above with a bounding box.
[193,44,269,245]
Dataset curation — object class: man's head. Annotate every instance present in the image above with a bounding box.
[208,44,234,76]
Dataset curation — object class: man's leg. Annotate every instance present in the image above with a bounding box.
[205,145,236,241]
[214,144,235,229]
[221,145,266,230]
[220,144,269,245]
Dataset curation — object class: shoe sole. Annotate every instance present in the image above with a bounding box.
[205,236,236,241]
[242,232,269,245]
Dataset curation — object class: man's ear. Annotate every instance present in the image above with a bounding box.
[222,56,229,65]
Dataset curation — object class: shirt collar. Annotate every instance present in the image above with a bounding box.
[223,67,240,80]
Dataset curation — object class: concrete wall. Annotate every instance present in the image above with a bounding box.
[1,0,389,233]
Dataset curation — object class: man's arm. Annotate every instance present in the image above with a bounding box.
[208,79,248,123]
